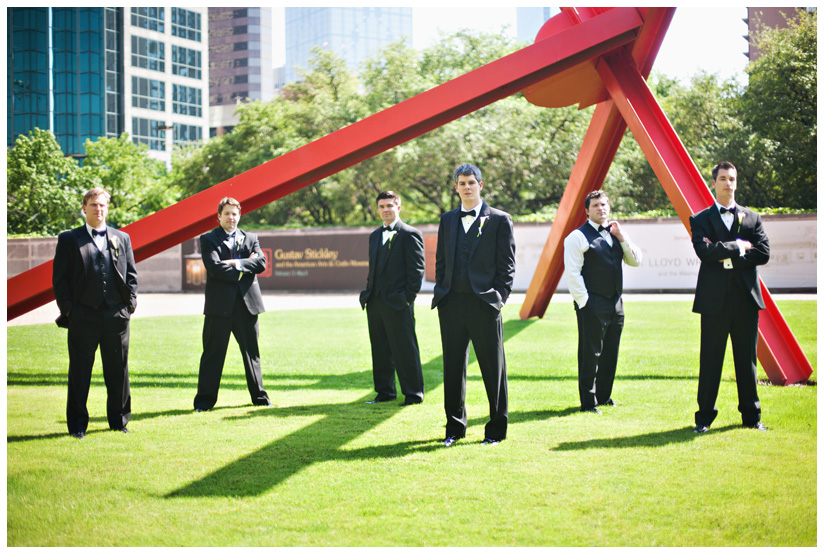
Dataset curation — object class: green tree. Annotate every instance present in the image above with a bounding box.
[80,134,174,227]
[741,9,816,209]
[7,128,89,235]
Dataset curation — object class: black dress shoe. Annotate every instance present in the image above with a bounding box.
[71,432,85,439]
[401,397,422,406]
[581,407,601,414]
[111,427,129,433]
[195,407,208,412]
[693,425,709,433]
[365,395,396,404]
[745,422,767,431]
[481,438,500,445]
[256,400,274,407]
[443,436,461,447]
[598,399,617,406]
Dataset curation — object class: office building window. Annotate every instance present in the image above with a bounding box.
[131,36,165,72]
[132,117,166,151]
[172,84,202,117]
[132,76,165,111]
[172,45,201,79]
[171,8,201,42]
[130,7,165,33]
[174,124,203,146]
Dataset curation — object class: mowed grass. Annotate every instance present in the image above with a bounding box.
[7,300,816,546]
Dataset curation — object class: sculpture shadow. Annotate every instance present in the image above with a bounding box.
[166,317,537,498]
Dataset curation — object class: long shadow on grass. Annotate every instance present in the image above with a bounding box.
[166,317,536,498]
[551,424,741,451]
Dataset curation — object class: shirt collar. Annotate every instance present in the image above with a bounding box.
[462,201,483,216]
[86,223,106,237]
[715,201,735,212]
[383,217,400,230]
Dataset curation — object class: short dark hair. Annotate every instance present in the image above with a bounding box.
[218,197,241,215]
[83,187,110,205]
[376,190,400,204]
[712,161,736,181]
[453,163,482,183]
[584,190,609,210]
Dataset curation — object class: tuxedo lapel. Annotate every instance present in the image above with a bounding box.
[445,210,459,265]
[75,227,97,278]
[708,207,729,241]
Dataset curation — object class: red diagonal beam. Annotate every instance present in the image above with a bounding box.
[520,7,674,319]
[595,50,812,385]
[7,7,645,320]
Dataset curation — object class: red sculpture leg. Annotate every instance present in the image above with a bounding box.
[595,50,812,385]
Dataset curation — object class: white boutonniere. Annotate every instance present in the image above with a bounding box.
[110,235,119,258]
[737,211,744,225]
[477,216,489,237]
[387,230,398,249]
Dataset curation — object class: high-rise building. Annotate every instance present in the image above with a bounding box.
[284,7,412,84]
[208,7,275,137]
[7,7,209,165]
[516,7,558,44]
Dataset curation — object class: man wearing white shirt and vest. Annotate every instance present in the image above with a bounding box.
[564,190,642,414]
[689,162,770,433]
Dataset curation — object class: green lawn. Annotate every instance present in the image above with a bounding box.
[7,300,816,546]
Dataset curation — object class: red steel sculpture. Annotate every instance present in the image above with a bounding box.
[8,7,812,385]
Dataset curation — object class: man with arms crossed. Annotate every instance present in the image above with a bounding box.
[690,162,770,433]
[564,190,642,414]
[360,191,426,406]
[194,197,272,411]
[53,188,137,438]
[432,163,516,447]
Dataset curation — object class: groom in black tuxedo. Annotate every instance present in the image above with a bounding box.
[53,188,138,438]
[432,163,516,447]
[690,161,770,433]
[360,191,425,406]
[194,197,271,411]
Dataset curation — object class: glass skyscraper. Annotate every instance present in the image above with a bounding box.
[284,7,412,84]
[8,7,209,164]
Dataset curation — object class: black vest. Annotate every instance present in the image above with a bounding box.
[80,240,123,309]
[579,222,623,298]
[451,216,479,294]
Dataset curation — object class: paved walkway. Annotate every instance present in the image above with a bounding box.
[8,291,815,327]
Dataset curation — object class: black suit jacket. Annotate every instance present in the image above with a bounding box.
[53,225,138,324]
[201,227,267,316]
[360,221,425,311]
[690,203,770,315]
[431,203,516,311]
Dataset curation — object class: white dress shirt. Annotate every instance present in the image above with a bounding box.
[563,220,643,308]
[716,201,747,257]
[86,223,107,252]
[460,201,482,233]
[382,217,399,245]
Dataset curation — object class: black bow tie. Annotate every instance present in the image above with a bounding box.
[598,224,612,233]
[382,226,393,232]
[720,206,735,214]
[461,209,476,218]
[92,229,107,237]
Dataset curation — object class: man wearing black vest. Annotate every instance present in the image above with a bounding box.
[194,197,272,411]
[432,163,516,447]
[53,188,138,439]
[690,161,769,433]
[360,191,426,406]
[563,190,642,414]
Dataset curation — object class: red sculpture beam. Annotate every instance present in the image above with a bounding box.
[7,6,645,320]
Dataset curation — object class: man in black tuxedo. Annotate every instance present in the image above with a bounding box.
[52,188,137,439]
[563,191,642,414]
[432,163,516,447]
[690,161,770,433]
[360,191,426,406]
[194,197,272,411]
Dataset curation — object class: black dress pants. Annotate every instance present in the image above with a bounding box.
[66,303,132,434]
[194,295,270,410]
[366,296,424,402]
[575,293,624,409]
[437,292,508,440]
[695,279,761,427]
